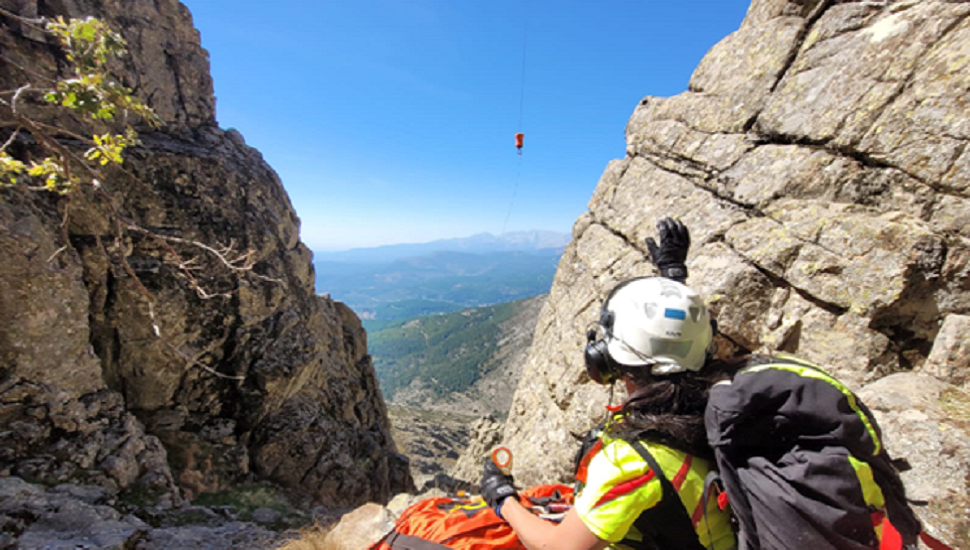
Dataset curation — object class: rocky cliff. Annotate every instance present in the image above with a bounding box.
[497,0,970,545]
[0,0,412,511]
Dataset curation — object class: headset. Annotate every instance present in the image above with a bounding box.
[584,277,644,385]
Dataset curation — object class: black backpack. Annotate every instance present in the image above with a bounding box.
[704,355,922,550]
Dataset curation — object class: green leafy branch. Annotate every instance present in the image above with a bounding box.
[44,16,157,123]
[0,13,158,193]
[0,10,280,381]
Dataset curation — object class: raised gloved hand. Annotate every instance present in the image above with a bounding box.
[481,458,518,519]
[646,217,690,282]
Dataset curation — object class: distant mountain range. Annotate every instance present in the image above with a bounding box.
[313,231,567,322]
[314,230,570,263]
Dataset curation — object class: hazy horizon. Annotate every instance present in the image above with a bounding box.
[312,228,570,255]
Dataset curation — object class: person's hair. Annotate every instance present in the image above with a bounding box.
[605,357,747,461]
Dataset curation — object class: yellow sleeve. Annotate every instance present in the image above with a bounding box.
[573,439,664,543]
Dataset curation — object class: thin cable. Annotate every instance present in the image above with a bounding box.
[501,155,522,235]
[517,18,528,133]
[503,15,528,236]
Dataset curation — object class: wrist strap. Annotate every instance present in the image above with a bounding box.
[661,266,687,281]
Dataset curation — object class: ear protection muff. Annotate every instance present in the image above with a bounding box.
[584,278,644,385]
[585,323,620,385]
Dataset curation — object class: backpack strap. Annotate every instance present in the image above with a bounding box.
[573,421,607,493]
[369,502,422,550]
[628,440,706,550]
[919,531,956,550]
[384,532,451,550]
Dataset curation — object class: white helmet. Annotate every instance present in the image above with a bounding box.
[603,277,712,374]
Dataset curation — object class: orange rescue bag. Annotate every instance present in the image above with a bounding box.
[369,484,573,550]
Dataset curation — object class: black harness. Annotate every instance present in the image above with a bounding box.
[622,440,706,550]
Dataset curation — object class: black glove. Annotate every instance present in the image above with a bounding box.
[646,217,690,282]
[481,458,518,519]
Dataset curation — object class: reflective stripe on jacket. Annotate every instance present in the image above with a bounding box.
[574,438,735,550]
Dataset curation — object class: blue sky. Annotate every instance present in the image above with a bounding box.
[180,1,751,251]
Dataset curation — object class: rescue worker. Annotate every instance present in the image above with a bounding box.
[480,218,924,550]
[480,219,737,550]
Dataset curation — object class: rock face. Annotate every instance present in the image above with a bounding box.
[498,0,970,543]
[857,373,970,546]
[0,0,411,509]
[449,415,505,486]
[385,406,474,493]
[0,475,306,549]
